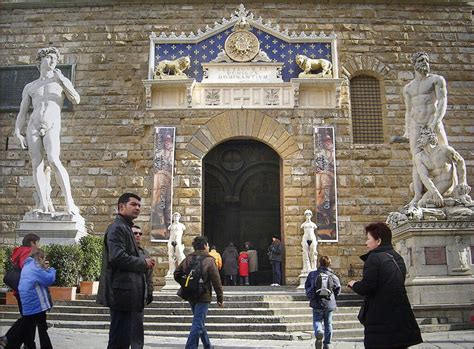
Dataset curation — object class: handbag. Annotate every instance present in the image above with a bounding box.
[357,299,367,325]
[3,265,21,291]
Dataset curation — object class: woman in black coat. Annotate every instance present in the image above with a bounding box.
[348,222,422,349]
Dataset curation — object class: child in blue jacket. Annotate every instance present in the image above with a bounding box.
[17,249,56,349]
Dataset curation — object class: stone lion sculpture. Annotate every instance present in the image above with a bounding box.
[154,56,191,79]
[296,54,332,78]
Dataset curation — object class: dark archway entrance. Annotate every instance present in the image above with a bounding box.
[203,139,281,285]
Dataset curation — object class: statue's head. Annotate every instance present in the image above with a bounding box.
[304,209,313,217]
[417,126,438,149]
[172,212,181,222]
[455,235,462,243]
[36,47,60,70]
[412,52,429,74]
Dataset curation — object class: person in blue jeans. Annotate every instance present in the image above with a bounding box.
[305,255,341,349]
[174,236,224,349]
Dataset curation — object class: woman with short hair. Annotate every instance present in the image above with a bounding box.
[348,222,422,349]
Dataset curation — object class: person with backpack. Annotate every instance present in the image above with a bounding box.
[238,249,250,286]
[1,233,41,349]
[174,236,224,349]
[305,255,341,349]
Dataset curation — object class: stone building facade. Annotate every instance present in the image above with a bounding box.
[1,1,472,286]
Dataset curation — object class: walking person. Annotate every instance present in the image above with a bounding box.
[267,235,283,286]
[305,256,341,349]
[16,249,56,349]
[174,236,224,349]
[222,242,238,286]
[1,233,41,349]
[245,242,258,285]
[238,249,250,286]
[130,225,154,349]
[348,222,423,348]
[97,193,156,349]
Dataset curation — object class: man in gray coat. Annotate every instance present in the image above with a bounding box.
[97,193,156,349]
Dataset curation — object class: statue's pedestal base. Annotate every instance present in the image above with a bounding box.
[392,220,474,306]
[298,271,309,289]
[161,274,180,291]
[16,211,87,245]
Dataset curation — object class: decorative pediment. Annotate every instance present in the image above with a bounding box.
[143,4,342,110]
[147,4,338,81]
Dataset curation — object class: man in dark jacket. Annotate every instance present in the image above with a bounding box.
[130,225,154,349]
[174,236,224,349]
[267,235,283,286]
[305,256,341,349]
[97,193,156,349]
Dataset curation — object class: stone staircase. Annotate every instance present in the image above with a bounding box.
[0,287,469,341]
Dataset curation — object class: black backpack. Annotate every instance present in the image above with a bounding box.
[314,271,334,300]
[178,255,207,301]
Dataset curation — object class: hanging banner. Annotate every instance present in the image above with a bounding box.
[314,126,338,242]
[150,127,176,241]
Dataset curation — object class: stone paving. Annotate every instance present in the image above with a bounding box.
[33,328,474,349]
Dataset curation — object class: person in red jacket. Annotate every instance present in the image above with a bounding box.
[1,233,40,349]
[238,249,250,286]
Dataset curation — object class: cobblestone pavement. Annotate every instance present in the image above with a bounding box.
[19,328,474,349]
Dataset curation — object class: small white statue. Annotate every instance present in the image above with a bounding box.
[301,209,318,272]
[397,240,411,276]
[296,54,333,78]
[166,212,186,276]
[453,235,471,272]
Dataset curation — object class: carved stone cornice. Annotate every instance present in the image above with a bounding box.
[393,219,474,236]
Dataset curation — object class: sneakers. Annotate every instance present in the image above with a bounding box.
[270,283,281,286]
[315,333,323,349]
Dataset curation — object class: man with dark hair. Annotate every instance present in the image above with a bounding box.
[267,235,283,286]
[305,256,341,349]
[1,233,41,348]
[97,193,156,349]
[130,225,154,349]
[174,236,224,349]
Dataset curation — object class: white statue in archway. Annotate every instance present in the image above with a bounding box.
[166,212,186,276]
[301,209,318,272]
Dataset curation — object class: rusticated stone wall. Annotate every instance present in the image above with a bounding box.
[1,1,472,286]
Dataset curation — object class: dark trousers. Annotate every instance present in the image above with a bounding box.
[21,311,52,349]
[130,310,144,349]
[5,293,37,349]
[224,274,237,286]
[271,261,282,285]
[108,309,133,349]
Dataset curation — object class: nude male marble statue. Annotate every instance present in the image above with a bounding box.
[14,47,81,216]
[403,52,448,208]
[414,127,471,208]
[301,209,318,272]
[166,212,186,276]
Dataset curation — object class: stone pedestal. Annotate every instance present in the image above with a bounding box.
[16,211,87,245]
[297,271,308,289]
[392,220,474,306]
[160,274,180,291]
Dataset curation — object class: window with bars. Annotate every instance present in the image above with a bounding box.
[350,75,384,144]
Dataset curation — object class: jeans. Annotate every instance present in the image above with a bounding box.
[239,276,249,285]
[185,302,210,349]
[312,309,333,345]
[271,261,282,285]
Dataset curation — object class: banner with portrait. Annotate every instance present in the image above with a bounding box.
[314,126,338,242]
[150,127,176,242]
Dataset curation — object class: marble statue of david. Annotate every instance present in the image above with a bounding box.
[14,47,81,216]
[301,209,319,272]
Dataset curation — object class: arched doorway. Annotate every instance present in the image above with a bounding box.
[203,139,281,285]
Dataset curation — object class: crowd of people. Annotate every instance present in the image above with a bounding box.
[1,192,423,349]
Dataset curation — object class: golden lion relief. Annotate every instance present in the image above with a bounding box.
[153,56,191,79]
[295,54,332,78]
